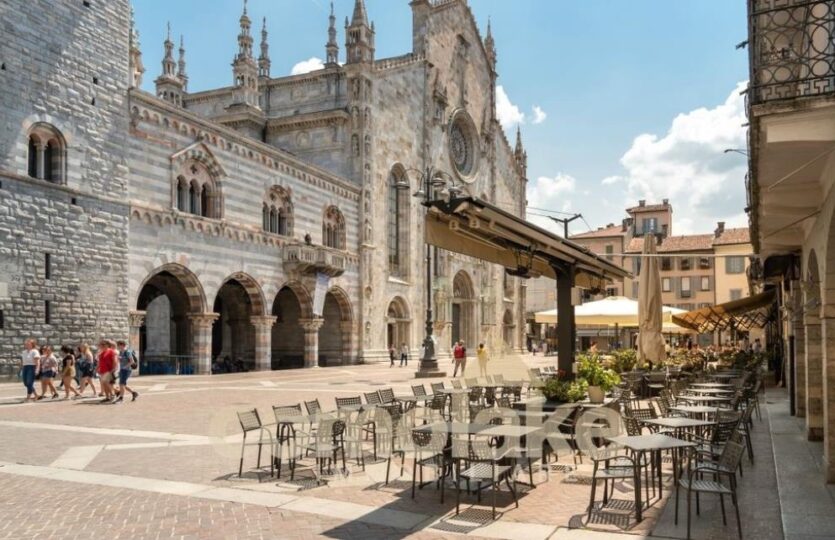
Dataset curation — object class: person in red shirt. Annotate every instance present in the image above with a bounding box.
[452,340,467,377]
[96,340,117,402]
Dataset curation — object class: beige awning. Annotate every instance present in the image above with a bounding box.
[425,197,629,288]
[534,296,688,326]
[672,290,776,333]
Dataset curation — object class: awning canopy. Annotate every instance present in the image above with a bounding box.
[534,296,690,328]
[672,290,776,333]
[425,197,630,288]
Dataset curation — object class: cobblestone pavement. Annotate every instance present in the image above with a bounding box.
[0,355,781,539]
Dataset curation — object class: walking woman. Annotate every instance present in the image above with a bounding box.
[476,343,490,377]
[76,343,97,397]
[20,339,40,401]
[37,345,59,400]
[60,346,80,399]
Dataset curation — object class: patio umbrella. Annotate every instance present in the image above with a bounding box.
[533,296,688,327]
[637,234,666,366]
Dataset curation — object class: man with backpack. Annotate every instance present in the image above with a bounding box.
[115,340,139,402]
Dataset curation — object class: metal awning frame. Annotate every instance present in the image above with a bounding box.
[672,290,777,333]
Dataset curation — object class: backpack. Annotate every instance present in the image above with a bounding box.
[128,349,138,369]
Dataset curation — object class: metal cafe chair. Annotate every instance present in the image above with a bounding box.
[431,382,446,395]
[379,387,397,404]
[412,384,428,397]
[411,428,448,502]
[272,404,310,479]
[364,391,382,406]
[236,409,276,478]
[453,436,519,519]
[676,441,746,539]
[377,402,407,484]
[336,396,377,460]
[451,379,463,390]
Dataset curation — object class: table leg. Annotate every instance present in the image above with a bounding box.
[635,449,643,522]
[657,449,663,498]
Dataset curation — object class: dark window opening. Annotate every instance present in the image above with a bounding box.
[71,197,77,205]
[90,97,96,106]
[44,301,51,324]
[92,76,98,85]
[1,63,6,71]
[45,253,51,280]
[83,0,91,7]
[0,309,4,329]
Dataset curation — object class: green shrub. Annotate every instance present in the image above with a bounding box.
[542,378,588,402]
[577,353,621,392]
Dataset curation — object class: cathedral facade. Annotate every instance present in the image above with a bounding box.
[0,0,528,373]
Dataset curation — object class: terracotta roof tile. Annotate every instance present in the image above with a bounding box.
[570,225,625,239]
[627,203,671,213]
[626,234,714,253]
[713,228,750,246]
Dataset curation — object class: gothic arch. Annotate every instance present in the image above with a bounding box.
[452,270,476,349]
[386,296,411,350]
[136,263,207,314]
[216,272,267,317]
[275,281,314,319]
[323,205,346,249]
[27,122,67,183]
[326,286,354,322]
[263,185,294,236]
[388,164,411,277]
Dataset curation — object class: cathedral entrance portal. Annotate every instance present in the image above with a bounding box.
[452,271,475,351]
[386,297,411,352]
[212,276,264,371]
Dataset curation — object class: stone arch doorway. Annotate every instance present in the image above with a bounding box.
[135,264,207,375]
[320,287,353,367]
[272,284,311,369]
[387,297,411,352]
[805,249,823,441]
[212,274,266,372]
[502,309,515,351]
[452,271,476,351]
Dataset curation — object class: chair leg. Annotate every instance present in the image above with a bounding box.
[674,481,680,525]
[386,457,391,485]
[687,487,692,540]
[239,437,246,477]
[720,493,727,525]
[587,463,598,521]
[455,461,461,515]
[412,459,418,498]
[733,490,743,538]
[257,442,262,469]
[492,476,497,520]
[696,492,700,515]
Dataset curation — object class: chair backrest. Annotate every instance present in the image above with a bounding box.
[237,409,262,432]
[412,428,445,454]
[469,403,487,422]
[496,395,511,409]
[626,406,656,421]
[412,384,427,397]
[431,382,445,393]
[304,399,321,415]
[379,388,396,404]
[273,404,302,420]
[464,378,478,387]
[486,375,495,384]
[429,393,447,411]
[451,379,462,389]
[483,386,496,406]
[364,391,382,405]
[468,386,483,402]
[623,415,642,436]
[335,396,362,408]
[717,440,746,472]
[712,415,741,444]
[529,368,542,378]
[654,397,670,417]
[493,374,505,384]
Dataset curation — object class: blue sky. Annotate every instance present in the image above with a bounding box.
[134,0,750,236]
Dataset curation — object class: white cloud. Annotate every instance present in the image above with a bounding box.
[601,175,624,185]
[526,174,578,235]
[496,85,525,129]
[531,105,547,124]
[290,57,324,75]
[618,81,750,234]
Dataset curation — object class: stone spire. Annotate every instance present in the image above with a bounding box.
[162,22,176,78]
[128,5,145,88]
[177,35,188,91]
[232,0,259,108]
[258,17,271,78]
[155,22,185,106]
[484,17,496,71]
[514,126,528,175]
[345,0,374,64]
[325,2,339,66]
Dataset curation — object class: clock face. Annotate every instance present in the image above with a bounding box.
[449,113,477,180]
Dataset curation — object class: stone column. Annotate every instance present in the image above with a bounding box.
[806,317,824,440]
[35,142,46,179]
[340,320,354,365]
[190,313,218,375]
[795,314,807,418]
[128,310,146,375]
[824,316,835,481]
[300,318,324,368]
[251,316,276,372]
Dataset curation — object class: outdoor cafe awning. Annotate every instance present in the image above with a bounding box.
[424,197,630,287]
[672,290,776,333]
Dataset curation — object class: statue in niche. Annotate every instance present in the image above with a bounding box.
[352,135,359,157]
[364,321,371,347]
[351,107,359,129]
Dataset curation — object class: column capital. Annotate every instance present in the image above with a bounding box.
[129,310,147,328]
[300,318,325,332]
[251,315,277,328]
[189,312,219,328]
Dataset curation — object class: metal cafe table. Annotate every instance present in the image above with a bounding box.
[671,405,720,419]
[678,394,733,405]
[689,382,735,389]
[640,417,714,441]
[606,433,695,522]
[685,387,734,396]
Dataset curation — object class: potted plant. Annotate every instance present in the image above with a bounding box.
[542,378,588,403]
[577,354,620,403]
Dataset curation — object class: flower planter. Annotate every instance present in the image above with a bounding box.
[587,385,605,404]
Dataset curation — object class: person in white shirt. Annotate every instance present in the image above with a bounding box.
[399,343,409,367]
[20,339,40,401]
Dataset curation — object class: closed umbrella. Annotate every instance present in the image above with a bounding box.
[638,234,666,367]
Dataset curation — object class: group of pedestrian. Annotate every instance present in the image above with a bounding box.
[20,338,139,403]
[388,343,410,367]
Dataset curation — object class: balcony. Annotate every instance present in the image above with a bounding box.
[748,0,835,105]
[283,244,346,277]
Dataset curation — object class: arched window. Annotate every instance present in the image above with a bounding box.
[262,204,269,231]
[173,161,220,218]
[26,123,66,183]
[388,166,410,277]
[323,206,345,249]
[263,186,293,236]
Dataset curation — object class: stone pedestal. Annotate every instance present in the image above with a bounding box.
[128,310,146,375]
[795,317,807,418]
[301,318,324,368]
[190,313,218,375]
[806,320,824,440]
[251,316,276,371]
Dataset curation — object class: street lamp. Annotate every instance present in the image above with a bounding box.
[396,166,460,378]
[723,148,749,157]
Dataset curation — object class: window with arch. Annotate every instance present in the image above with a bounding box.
[27,123,66,183]
[388,166,410,277]
[262,186,293,236]
[175,160,221,218]
[323,206,346,250]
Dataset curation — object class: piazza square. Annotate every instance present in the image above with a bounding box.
[1,0,835,539]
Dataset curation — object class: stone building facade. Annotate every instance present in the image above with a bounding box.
[0,0,528,372]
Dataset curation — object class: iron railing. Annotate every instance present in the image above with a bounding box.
[748,0,835,104]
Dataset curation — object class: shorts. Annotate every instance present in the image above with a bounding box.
[100,372,114,384]
[119,369,131,386]
[40,369,55,380]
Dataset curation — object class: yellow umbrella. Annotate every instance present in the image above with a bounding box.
[638,234,666,364]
